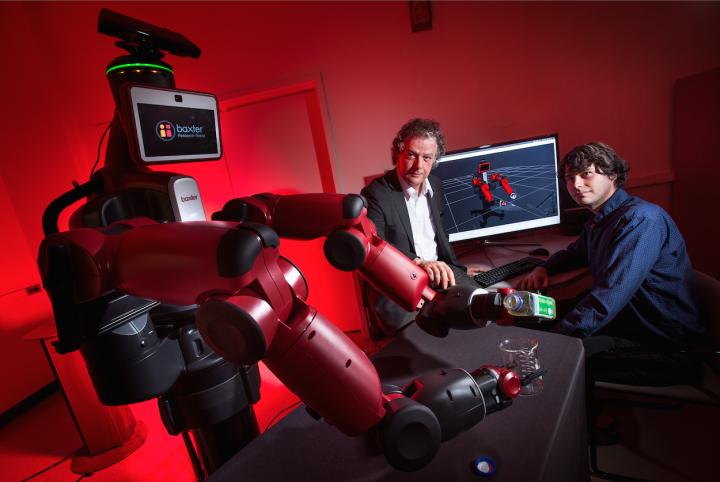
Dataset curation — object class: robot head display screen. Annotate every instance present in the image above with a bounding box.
[127,85,222,164]
[433,135,561,243]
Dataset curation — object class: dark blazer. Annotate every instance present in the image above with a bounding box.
[360,169,465,271]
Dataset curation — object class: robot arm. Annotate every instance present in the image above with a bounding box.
[213,193,503,331]
[214,193,433,308]
[490,172,517,199]
[39,202,519,472]
[480,181,494,203]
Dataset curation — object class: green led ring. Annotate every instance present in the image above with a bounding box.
[106,63,174,75]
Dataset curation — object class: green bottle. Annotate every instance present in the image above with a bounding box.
[502,291,556,319]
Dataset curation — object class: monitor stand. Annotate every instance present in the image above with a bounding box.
[482,239,542,247]
[452,236,542,259]
[480,233,543,247]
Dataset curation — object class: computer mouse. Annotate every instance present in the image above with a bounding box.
[529,247,550,256]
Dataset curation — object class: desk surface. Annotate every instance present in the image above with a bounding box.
[208,323,588,482]
[457,227,592,299]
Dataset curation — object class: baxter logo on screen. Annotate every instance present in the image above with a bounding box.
[155,121,176,141]
[156,120,206,141]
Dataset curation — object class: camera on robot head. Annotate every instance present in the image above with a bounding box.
[99,8,201,60]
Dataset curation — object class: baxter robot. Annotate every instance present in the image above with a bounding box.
[472,160,517,204]
[38,9,533,478]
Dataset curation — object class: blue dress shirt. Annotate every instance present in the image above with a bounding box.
[544,188,703,342]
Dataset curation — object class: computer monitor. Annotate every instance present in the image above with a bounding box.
[433,134,560,243]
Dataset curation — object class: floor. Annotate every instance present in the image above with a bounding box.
[3,344,718,482]
[2,362,300,482]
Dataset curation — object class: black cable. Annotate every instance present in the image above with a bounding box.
[40,121,109,236]
[42,178,102,235]
[21,446,84,481]
[89,121,112,179]
[263,400,302,432]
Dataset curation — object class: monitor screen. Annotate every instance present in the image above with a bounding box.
[128,86,222,163]
[433,134,560,243]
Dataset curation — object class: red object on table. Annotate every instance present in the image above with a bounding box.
[496,288,516,326]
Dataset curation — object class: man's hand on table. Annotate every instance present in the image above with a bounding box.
[467,266,484,277]
[415,259,455,290]
[518,266,549,291]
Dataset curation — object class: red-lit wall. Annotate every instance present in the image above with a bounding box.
[1,1,719,410]
[672,67,720,278]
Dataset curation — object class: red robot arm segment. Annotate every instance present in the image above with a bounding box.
[259,303,386,435]
[197,295,279,365]
[214,193,366,239]
[215,193,437,310]
[323,226,436,310]
[111,221,294,317]
[499,176,513,196]
[196,294,386,436]
[38,217,160,303]
[480,182,493,202]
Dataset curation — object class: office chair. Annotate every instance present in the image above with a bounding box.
[587,269,720,481]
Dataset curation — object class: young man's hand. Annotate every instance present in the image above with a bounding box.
[467,266,484,277]
[518,266,549,291]
[415,259,456,290]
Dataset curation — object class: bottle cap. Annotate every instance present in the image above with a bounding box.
[502,292,522,311]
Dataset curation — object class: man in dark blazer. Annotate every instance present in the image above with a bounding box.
[360,118,478,336]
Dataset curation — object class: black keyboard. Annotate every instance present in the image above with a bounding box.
[473,257,545,288]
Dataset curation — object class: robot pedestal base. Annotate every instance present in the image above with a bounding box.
[25,324,149,474]
[70,420,147,474]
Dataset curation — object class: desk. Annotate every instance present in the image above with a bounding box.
[208,323,588,482]
[457,227,592,300]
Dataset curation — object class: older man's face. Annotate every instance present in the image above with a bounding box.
[396,136,437,191]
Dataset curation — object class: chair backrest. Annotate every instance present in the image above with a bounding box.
[693,269,720,372]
